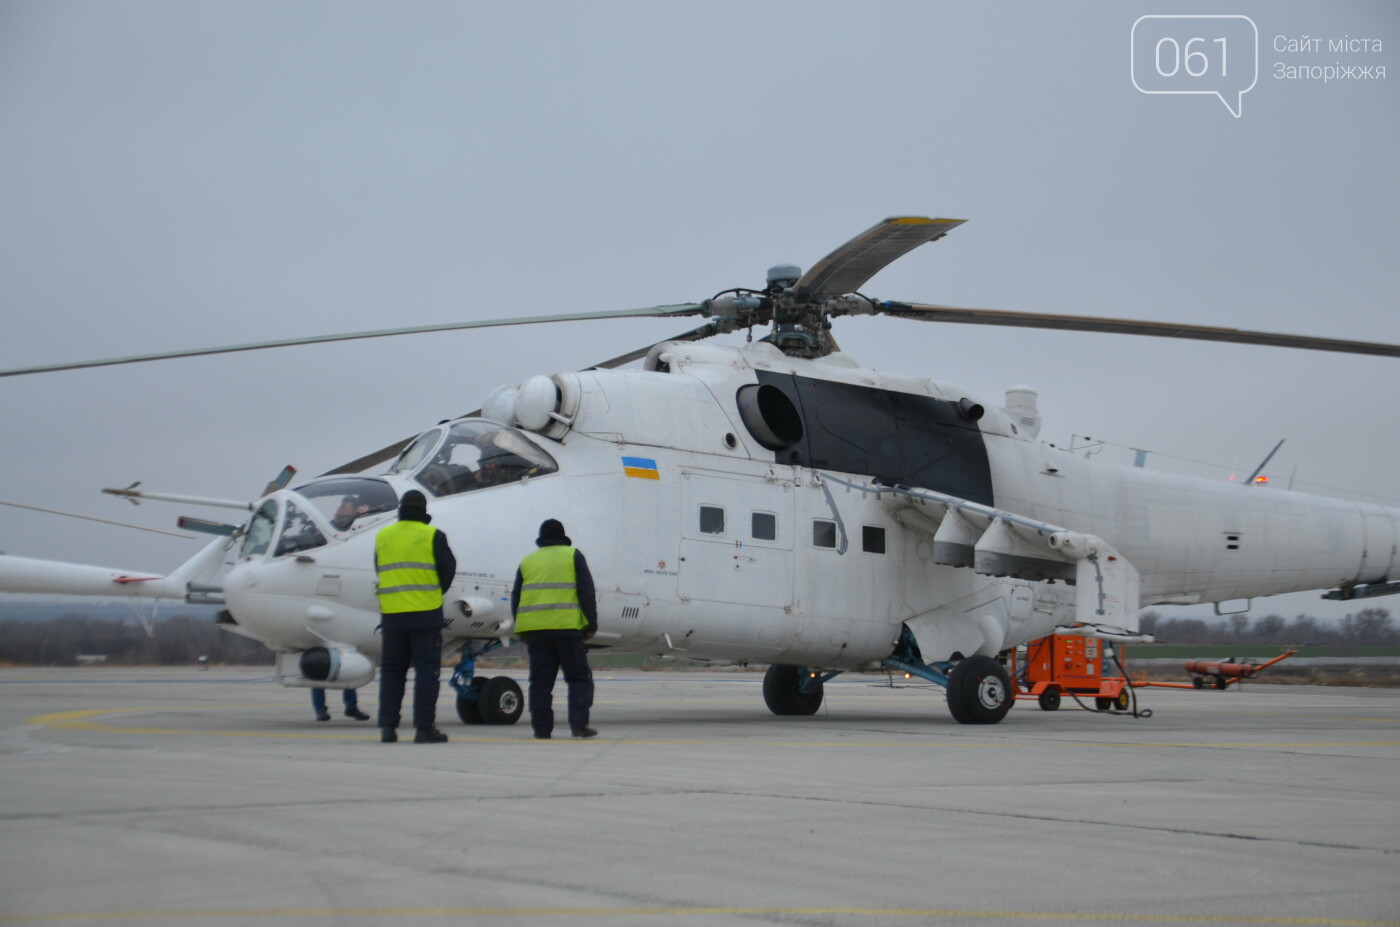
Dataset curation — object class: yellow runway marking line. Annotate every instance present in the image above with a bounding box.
[1,905,1396,924]
[29,707,270,726]
[27,709,1400,748]
[1074,740,1400,748]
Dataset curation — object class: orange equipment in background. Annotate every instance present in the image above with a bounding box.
[1182,651,1297,689]
[1011,634,1299,711]
[1012,633,1134,712]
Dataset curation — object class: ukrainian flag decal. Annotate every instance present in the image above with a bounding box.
[622,456,661,480]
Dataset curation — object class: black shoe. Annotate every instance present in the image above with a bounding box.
[414,728,448,744]
[571,727,598,739]
[534,732,552,740]
[316,710,331,722]
[380,728,397,743]
[345,708,370,721]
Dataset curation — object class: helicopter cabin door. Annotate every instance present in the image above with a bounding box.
[676,470,795,614]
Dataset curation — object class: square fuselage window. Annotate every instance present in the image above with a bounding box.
[752,511,777,541]
[699,505,725,535]
[812,519,837,549]
[862,525,886,554]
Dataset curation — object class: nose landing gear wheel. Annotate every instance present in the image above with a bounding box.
[946,656,1013,724]
[477,675,524,725]
[456,679,485,725]
[456,676,524,725]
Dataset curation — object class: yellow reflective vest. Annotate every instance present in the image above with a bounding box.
[375,521,444,614]
[515,545,587,633]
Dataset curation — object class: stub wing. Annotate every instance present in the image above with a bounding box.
[824,474,1143,637]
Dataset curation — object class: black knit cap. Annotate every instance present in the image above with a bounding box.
[536,518,570,545]
[399,489,429,516]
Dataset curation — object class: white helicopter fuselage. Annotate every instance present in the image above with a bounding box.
[8,214,1396,724]
[219,339,1400,678]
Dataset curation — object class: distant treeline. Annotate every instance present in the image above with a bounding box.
[0,600,223,623]
[0,607,1393,667]
[0,615,273,666]
[1141,607,1395,645]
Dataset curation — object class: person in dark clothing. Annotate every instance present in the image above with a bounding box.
[374,489,457,744]
[311,686,369,722]
[511,518,598,739]
[330,494,371,531]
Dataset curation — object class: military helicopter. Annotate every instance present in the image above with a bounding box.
[3,216,1398,725]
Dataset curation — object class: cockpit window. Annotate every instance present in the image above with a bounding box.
[389,429,443,474]
[292,478,400,532]
[414,420,558,497]
[275,502,327,557]
[240,500,278,558]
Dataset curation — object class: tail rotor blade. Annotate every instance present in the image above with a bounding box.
[260,466,296,497]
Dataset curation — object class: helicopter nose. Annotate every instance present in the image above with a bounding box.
[223,557,381,656]
[221,561,283,642]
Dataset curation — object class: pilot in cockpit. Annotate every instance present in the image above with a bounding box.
[331,495,371,531]
[472,431,532,486]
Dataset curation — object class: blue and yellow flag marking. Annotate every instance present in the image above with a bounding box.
[622,456,660,480]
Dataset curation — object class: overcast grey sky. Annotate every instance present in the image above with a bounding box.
[1,1,1396,621]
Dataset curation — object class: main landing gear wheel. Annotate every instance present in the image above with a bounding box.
[1037,688,1061,711]
[763,665,823,716]
[946,656,1014,725]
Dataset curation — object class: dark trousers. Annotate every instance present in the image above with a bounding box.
[311,688,358,713]
[377,615,444,731]
[525,630,593,735]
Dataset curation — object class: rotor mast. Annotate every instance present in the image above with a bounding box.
[701,216,965,358]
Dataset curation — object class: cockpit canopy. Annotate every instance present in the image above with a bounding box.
[238,477,399,560]
[389,420,558,498]
[234,423,557,561]
[295,477,400,531]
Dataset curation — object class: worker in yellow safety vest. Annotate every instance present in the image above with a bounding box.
[375,489,457,744]
[511,518,598,739]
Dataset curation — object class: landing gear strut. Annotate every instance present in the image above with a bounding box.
[882,626,1013,725]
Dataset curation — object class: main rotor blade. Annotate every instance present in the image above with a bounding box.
[880,302,1400,359]
[580,321,723,370]
[319,322,723,477]
[320,436,419,478]
[0,304,706,378]
[794,217,966,300]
